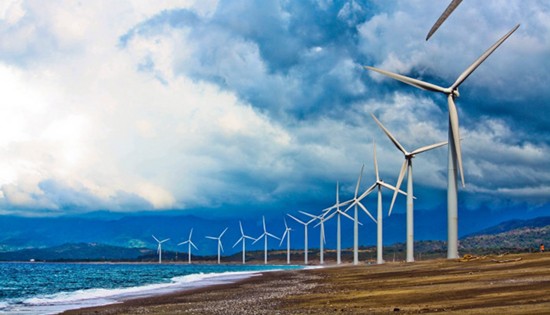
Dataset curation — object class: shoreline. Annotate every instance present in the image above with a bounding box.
[63,252,550,314]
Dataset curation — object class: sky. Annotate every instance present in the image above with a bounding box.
[0,0,549,223]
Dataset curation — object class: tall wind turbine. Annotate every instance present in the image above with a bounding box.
[300,211,327,265]
[372,114,447,262]
[177,229,198,264]
[279,218,292,264]
[233,221,255,264]
[322,182,355,264]
[365,24,519,258]
[152,235,170,264]
[253,216,280,264]
[342,165,377,265]
[205,227,228,264]
[287,212,317,265]
[425,0,463,41]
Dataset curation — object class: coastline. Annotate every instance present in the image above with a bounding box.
[63,252,550,314]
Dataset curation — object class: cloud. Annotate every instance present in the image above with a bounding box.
[0,0,548,217]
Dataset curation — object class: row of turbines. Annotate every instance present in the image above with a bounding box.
[153,1,519,265]
[151,113,445,265]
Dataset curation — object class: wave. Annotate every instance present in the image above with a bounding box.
[0,269,277,315]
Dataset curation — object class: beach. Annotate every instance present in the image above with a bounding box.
[62,252,550,314]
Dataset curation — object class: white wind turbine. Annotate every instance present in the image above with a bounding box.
[372,114,447,262]
[365,24,519,258]
[342,165,377,265]
[425,0,463,41]
[279,218,293,264]
[205,227,228,264]
[287,212,317,265]
[177,229,198,264]
[253,216,280,264]
[322,182,355,265]
[300,211,327,265]
[152,235,170,264]
[233,221,255,264]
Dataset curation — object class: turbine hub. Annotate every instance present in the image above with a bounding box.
[452,88,460,98]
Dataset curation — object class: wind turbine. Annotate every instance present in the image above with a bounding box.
[365,24,519,258]
[152,235,170,264]
[426,0,463,41]
[342,165,377,265]
[205,227,228,264]
[177,228,198,264]
[253,216,280,264]
[287,212,317,265]
[322,182,355,265]
[372,114,447,262]
[300,211,327,265]
[279,218,293,264]
[233,221,255,264]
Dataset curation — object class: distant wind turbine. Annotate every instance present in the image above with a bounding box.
[152,235,170,264]
[299,211,327,265]
[426,0,463,41]
[279,218,293,264]
[253,216,280,264]
[177,228,198,264]
[343,165,377,265]
[322,182,355,264]
[205,227,228,264]
[372,114,447,262]
[233,221,255,264]
[365,24,519,258]
[287,212,317,265]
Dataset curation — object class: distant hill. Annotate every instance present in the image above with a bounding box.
[0,243,155,261]
[464,216,550,238]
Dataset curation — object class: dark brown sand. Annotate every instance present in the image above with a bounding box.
[63,252,550,314]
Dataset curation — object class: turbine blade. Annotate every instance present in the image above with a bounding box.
[262,216,267,232]
[284,217,289,229]
[357,183,377,201]
[323,211,337,222]
[354,164,365,198]
[336,181,340,204]
[371,114,407,155]
[299,210,317,219]
[219,240,224,253]
[152,235,159,243]
[205,236,217,240]
[177,241,187,246]
[450,24,520,90]
[343,200,358,213]
[358,202,377,224]
[380,181,407,196]
[244,235,255,241]
[373,140,379,182]
[190,241,198,250]
[189,228,193,239]
[364,66,447,94]
[410,141,448,155]
[340,210,356,222]
[425,0,463,41]
[267,232,281,240]
[279,230,288,246]
[239,221,244,236]
[448,95,465,187]
[287,213,305,225]
[219,227,228,238]
[389,160,408,216]
[160,239,170,243]
[233,237,243,248]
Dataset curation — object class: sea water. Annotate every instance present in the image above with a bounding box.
[0,262,302,314]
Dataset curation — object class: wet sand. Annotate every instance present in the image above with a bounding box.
[63,252,550,314]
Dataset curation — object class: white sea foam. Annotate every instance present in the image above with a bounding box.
[0,269,275,315]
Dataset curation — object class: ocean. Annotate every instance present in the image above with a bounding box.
[0,262,303,314]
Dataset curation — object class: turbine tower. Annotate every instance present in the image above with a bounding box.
[205,227,228,264]
[372,114,447,262]
[365,24,519,258]
[177,229,198,264]
[152,235,170,264]
[253,216,280,264]
[279,218,293,264]
[287,212,316,265]
[323,182,355,264]
[343,165,377,265]
[233,221,255,264]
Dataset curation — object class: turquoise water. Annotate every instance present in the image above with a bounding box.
[0,262,302,314]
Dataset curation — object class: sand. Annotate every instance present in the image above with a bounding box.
[63,252,550,314]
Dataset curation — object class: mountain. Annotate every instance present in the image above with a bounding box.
[464,216,550,237]
[0,243,155,261]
